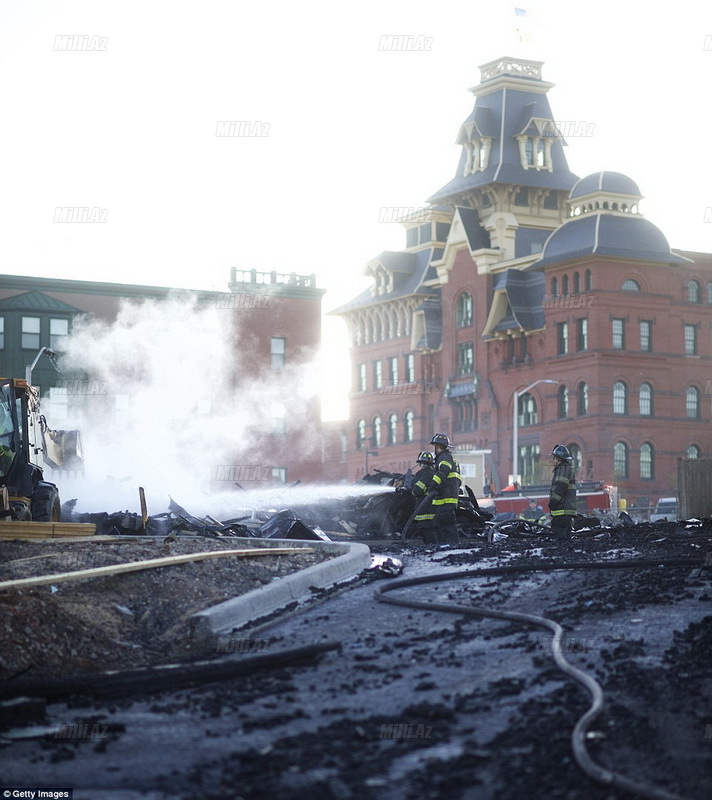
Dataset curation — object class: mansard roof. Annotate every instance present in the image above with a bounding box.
[329,247,441,315]
[570,171,641,200]
[533,213,690,268]
[428,71,579,204]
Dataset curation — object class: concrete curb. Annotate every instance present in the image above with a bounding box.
[189,537,371,644]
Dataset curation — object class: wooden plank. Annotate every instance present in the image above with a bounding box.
[0,522,97,540]
[139,486,148,530]
[0,547,313,591]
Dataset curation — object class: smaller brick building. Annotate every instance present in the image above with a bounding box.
[0,268,326,488]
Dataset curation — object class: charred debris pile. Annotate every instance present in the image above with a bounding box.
[59,470,489,542]
[59,469,712,546]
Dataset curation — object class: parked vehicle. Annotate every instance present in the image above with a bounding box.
[484,481,618,518]
[650,497,677,523]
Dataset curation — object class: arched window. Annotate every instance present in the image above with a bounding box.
[622,279,640,291]
[640,443,654,480]
[577,382,588,415]
[388,413,398,445]
[686,387,700,419]
[707,283,712,305]
[573,272,580,294]
[372,416,382,447]
[562,274,569,295]
[517,392,538,427]
[568,443,582,471]
[456,292,473,327]
[613,441,628,479]
[687,444,700,458]
[551,277,558,297]
[687,280,701,303]
[613,381,627,414]
[404,411,414,443]
[356,419,366,449]
[639,383,653,416]
[585,269,592,291]
[558,385,568,418]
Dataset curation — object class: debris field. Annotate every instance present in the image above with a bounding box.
[0,485,711,800]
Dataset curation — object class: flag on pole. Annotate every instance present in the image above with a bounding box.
[514,7,533,43]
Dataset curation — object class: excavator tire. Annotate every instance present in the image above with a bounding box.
[32,483,62,522]
[10,502,32,521]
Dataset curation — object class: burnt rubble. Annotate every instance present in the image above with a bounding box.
[57,471,712,546]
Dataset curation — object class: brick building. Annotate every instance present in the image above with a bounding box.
[333,56,712,505]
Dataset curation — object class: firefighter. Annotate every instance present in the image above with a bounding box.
[519,498,548,525]
[548,444,577,540]
[409,451,437,543]
[427,433,462,545]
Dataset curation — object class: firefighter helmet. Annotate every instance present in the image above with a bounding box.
[416,451,434,466]
[551,444,573,463]
[430,433,451,448]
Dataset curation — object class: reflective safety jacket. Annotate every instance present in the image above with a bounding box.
[412,465,437,521]
[429,450,462,507]
[548,463,577,517]
[519,505,548,524]
[412,465,436,499]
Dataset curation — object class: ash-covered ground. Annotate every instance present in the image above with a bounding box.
[1,524,710,800]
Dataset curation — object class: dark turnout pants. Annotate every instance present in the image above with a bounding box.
[435,505,460,545]
[550,514,574,540]
[411,504,460,544]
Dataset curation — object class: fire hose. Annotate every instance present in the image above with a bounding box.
[374,556,706,800]
[399,489,437,541]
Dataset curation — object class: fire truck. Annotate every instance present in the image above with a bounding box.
[484,481,619,518]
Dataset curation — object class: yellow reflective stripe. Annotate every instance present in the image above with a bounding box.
[415,513,436,520]
[551,509,576,516]
[432,475,442,485]
[415,480,427,491]
[432,497,458,505]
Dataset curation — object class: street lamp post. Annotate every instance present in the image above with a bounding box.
[512,379,560,488]
[25,347,61,386]
[364,449,378,477]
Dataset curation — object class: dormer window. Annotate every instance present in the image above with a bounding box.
[518,135,553,170]
[525,137,545,167]
[515,118,559,172]
[371,265,394,296]
[462,137,492,176]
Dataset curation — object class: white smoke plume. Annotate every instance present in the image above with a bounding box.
[51,292,324,516]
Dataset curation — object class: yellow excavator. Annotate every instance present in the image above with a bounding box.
[0,377,83,522]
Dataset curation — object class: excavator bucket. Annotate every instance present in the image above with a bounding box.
[41,425,84,475]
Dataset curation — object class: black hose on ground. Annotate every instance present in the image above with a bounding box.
[0,642,342,702]
[400,490,437,540]
[374,556,706,800]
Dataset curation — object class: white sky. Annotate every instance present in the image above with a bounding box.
[1,0,710,420]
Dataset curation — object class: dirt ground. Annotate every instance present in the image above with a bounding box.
[0,536,333,678]
[0,523,711,800]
